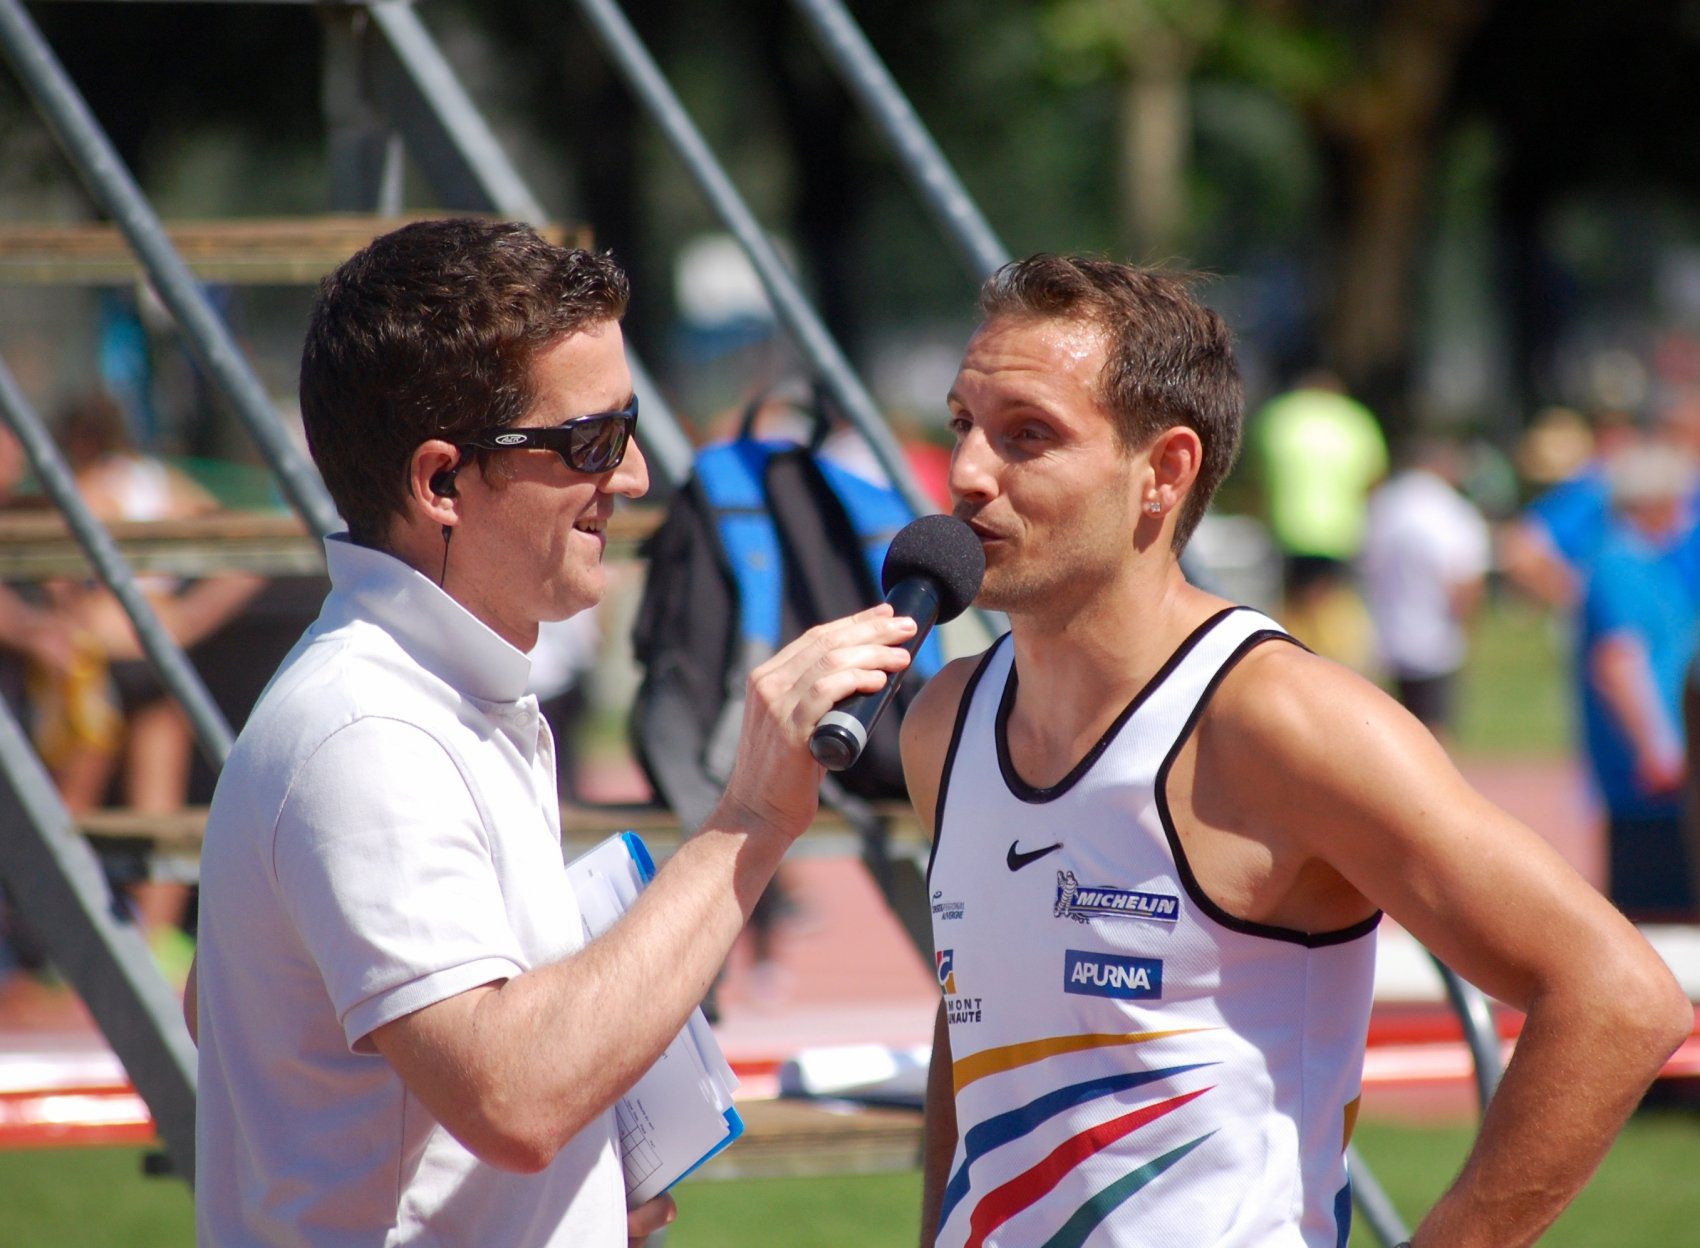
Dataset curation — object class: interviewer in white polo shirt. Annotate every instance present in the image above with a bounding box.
[187,219,918,1246]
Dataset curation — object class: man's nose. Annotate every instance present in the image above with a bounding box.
[949,428,997,502]
[608,439,650,500]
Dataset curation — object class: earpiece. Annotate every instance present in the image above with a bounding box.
[430,467,458,498]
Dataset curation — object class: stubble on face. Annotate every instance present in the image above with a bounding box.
[970,455,1138,616]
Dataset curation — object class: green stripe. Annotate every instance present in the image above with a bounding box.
[1039,1132,1215,1248]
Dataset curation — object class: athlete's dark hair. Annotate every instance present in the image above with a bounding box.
[300,217,630,547]
[978,254,1242,552]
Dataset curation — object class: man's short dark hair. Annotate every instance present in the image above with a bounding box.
[300,218,630,546]
[978,254,1242,551]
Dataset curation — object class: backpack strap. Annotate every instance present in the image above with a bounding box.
[813,456,944,680]
[692,439,789,651]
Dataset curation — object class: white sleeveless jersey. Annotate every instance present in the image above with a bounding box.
[927,607,1378,1248]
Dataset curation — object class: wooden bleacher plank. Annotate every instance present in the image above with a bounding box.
[687,1099,922,1181]
[0,215,592,286]
[0,506,659,580]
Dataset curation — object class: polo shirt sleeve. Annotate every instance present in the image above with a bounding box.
[270,715,528,1053]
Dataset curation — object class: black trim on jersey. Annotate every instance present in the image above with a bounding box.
[1153,630,1383,948]
[994,605,1245,804]
[925,633,1010,888]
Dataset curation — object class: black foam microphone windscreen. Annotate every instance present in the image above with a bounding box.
[880,513,986,623]
[809,514,987,771]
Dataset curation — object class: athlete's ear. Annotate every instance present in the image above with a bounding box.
[1144,426,1202,517]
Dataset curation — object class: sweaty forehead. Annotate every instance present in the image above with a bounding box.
[953,315,1108,400]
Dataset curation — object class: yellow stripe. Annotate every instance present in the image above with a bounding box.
[1342,1095,1361,1149]
[952,1028,1212,1095]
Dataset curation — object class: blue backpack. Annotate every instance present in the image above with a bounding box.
[631,398,942,835]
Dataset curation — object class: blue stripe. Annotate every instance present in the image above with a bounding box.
[1334,1178,1353,1248]
[938,1061,1214,1230]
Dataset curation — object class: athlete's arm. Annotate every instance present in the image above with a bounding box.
[369,607,916,1173]
[919,1002,957,1247]
[1202,648,1690,1248]
[901,656,976,1245]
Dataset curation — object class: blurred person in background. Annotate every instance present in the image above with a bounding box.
[1501,406,1645,610]
[33,392,262,976]
[1249,369,1386,669]
[1359,436,1491,741]
[1582,440,1700,919]
[0,423,72,986]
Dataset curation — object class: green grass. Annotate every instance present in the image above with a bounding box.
[1452,592,1571,759]
[1346,1113,1700,1247]
[0,1146,193,1245]
[11,1113,1698,1246]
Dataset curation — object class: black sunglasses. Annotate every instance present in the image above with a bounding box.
[458,395,639,475]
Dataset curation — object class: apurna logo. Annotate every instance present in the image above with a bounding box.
[1054,870,1180,926]
[1063,949,1163,1000]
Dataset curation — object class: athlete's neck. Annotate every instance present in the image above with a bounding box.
[1004,564,1228,773]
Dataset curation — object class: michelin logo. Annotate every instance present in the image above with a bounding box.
[1064,950,1163,1000]
[1055,870,1180,925]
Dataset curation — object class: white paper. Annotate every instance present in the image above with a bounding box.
[565,834,742,1203]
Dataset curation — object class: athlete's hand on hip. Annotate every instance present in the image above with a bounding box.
[722,603,916,837]
[627,1192,676,1245]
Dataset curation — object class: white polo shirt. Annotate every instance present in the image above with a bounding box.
[195,535,623,1247]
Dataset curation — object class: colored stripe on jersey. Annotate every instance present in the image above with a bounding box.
[965,1088,1212,1248]
[928,607,1378,1248]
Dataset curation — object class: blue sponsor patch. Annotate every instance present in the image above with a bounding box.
[1063,949,1163,1000]
[1054,870,1180,925]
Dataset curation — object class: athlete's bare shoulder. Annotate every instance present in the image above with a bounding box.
[1196,637,1485,888]
[901,651,990,837]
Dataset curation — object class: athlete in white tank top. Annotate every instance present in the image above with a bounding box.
[929,609,1376,1248]
[908,260,1686,1248]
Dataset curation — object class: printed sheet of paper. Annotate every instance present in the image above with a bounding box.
[566,834,742,1203]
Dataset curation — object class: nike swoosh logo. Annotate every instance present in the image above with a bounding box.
[1006,840,1064,872]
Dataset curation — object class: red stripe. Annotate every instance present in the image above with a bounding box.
[964,1087,1210,1248]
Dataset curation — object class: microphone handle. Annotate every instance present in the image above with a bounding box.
[809,577,941,772]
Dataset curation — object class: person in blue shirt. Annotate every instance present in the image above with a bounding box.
[1502,408,1638,609]
[1581,442,1700,918]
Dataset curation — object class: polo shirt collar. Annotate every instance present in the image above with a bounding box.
[323,534,532,704]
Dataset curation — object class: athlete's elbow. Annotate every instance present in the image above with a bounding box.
[1590,941,1692,1069]
[1627,959,1695,1064]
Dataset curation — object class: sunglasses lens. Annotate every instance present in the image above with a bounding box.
[568,415,629,473]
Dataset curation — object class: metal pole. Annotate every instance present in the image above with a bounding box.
[1433,953,1504,1111]
[0,702,198,1185]
[0,355,235,767]
[569,0,937,521]
[365,0,695,488]
[1348,1142,1412,1246]
[0,0,340,540]
[786,0,1009,281]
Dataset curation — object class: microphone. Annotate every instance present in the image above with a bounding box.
[809,513,986,771]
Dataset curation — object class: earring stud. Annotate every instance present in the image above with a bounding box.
[1146,501,1161,514]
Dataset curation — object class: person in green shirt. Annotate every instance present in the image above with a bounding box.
[1251,370,1388,667]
